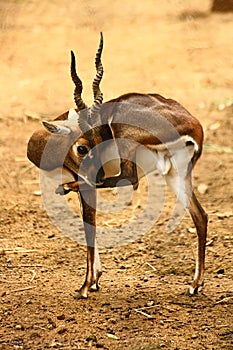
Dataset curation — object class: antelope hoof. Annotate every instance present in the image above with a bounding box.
[187,286,198,296]
[73,289,88,300]
[187,281,204,296]
[90,283,100,292]
[90,271,102,292]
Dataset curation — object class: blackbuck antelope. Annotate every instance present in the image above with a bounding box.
[27,33,208,299]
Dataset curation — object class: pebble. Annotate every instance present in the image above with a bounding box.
[197,183,208,195]
[57,313,66,320]
[15,324,24,330]
[108,318,117,324]
[50,342,63,348]
[33,190,41,196]
[57,325,67,334]
[86,335,97,342]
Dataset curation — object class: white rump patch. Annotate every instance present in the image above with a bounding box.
[150,135,199,153]
[136,135,197,183]
[136,146,171,179]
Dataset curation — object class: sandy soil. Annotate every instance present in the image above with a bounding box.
[0,1,233,349]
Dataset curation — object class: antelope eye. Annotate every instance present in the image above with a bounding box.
[77,145,88,155]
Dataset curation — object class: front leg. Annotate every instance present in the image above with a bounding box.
[89,243,102,292]
[55,179,89,195]
[73,187,102,299]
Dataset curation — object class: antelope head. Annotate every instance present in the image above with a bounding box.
[37,33,121,187]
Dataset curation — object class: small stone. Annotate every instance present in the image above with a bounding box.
[198,102,206,109]
[218,103,225,111]
[15,324,24,330]
[86,335,97,342]
[30,332,41,339]
[47,318,56,329]
[57,325,67,334]
[197,184,208,195]
[50,342,63,348]
[65,317,76,322]
[86,335,97,346]
[191,334,198,339]
[57,314,65,320]
[33,190,41,196]
[109,318,117,324]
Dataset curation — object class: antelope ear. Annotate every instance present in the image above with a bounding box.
[42,121,71,135]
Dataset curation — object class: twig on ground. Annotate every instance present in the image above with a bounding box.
[3,264,42,268]
[20,164,34,175]
[133,308,154,319]
[134,305,160,311]
[204,144,233,154]
[30,270,36,282]
[15,157,28,162]
[4,248,37,254]
[146,262,157,272]
[8,286,36,293]
[0,280,19,284]
[215,296,233,304]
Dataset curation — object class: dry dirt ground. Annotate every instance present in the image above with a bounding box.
[0,1,233,349]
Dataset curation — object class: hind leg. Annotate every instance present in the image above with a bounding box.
[165,170,208,294]
[187,190,208,294]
